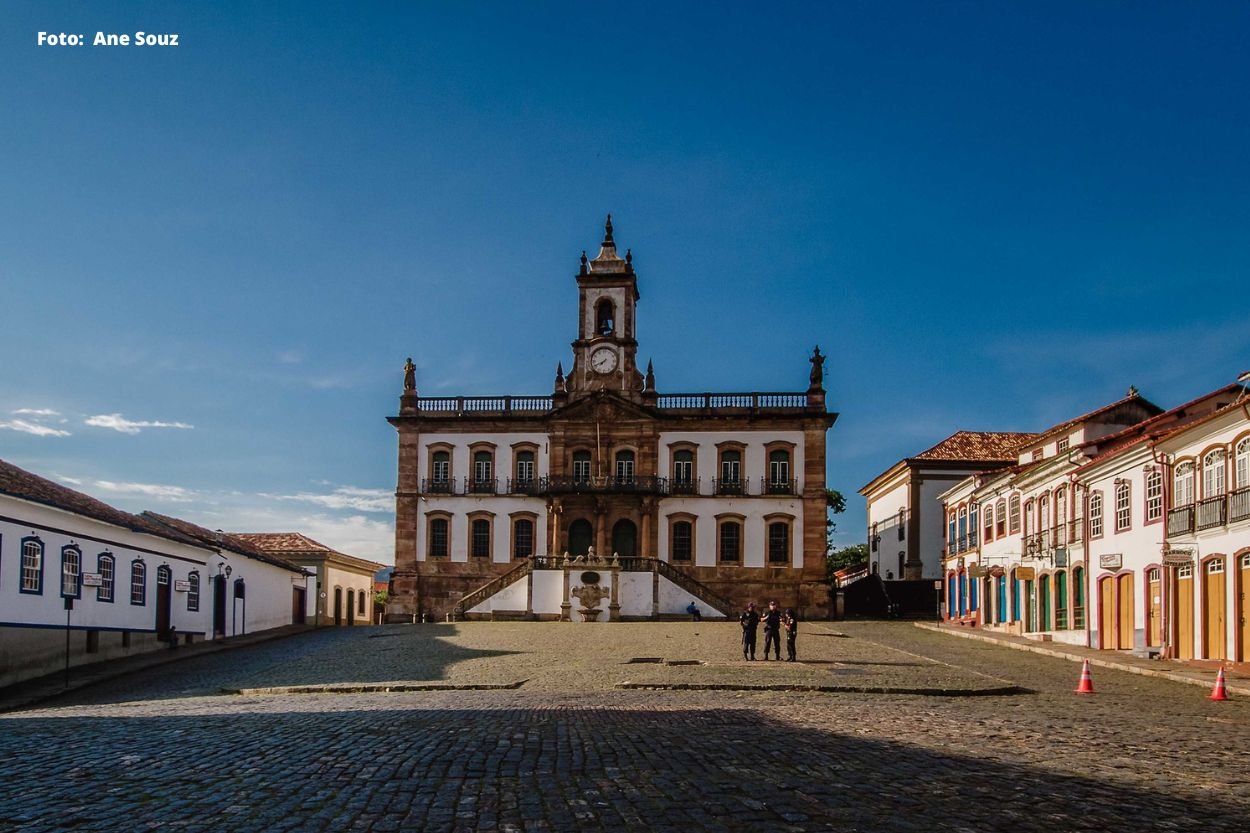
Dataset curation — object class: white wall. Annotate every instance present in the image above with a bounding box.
[866,479,908,577]
[418,432,551,484]
[417,495,549,563]
[531,570,564,615]
[656,430,806,491]
[656,496,803,568]
[468,573,528,614]
[618,572,653,617]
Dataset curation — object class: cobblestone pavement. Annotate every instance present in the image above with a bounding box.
[1,622,1248,832]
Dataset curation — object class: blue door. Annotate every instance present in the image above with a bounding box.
[997,576,1007,624]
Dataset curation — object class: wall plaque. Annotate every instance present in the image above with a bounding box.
[1099,553,1123,570]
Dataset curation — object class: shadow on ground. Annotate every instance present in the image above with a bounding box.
[0,704,1243,832]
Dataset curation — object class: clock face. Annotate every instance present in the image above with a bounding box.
[590,347,618,374]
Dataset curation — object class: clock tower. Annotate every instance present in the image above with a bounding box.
[568,214,643,400]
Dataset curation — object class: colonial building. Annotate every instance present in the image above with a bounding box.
[232,533,383,627]
[386,217,837,621]
[0,458,310,688]
[859,431,1035,582]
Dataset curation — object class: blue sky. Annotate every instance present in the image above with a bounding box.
[2,2,1248,561]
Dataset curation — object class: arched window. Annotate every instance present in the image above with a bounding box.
[897,508,906,540]
[983,504,994,543]
[514,450,535,486]
[513,518,534,559]
[718,520,742,563]
[1203,449,1227,497]
[427,446,453,493]
[432,450,450,482]
[614,450,636,485]
[947,512,956,554]
[767,521,790,564]
[187,571,200,612]
[1008,495,1021,534]
[672,448,695,494]
[718,449,743,494]
[358,588,367,616]
[767,449,791,494]
[1037,494,1049,534]
[1055,487,1067,544]
[572,450,592,483]
[20,537,44,594]
[97,553,115,603]
[1236,438,1250,489]
[130,560,147,606]
[428,517,450,558]
[996,499,1007,537]
[957,507,967,550]
[595,298,615,335]
[1174,462,1195,506]
[1115,481,1131,531]
[471,449,495,494]
[470,517,492,558]
[968,503,978,544]
[897,551,905,578]
[1089,492,1104,538]
[1145,469,1163,522]
[61,546,82,599]
[671,520,693,562]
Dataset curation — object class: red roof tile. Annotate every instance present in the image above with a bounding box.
[912,431,1038,462]
[142,512,307,575]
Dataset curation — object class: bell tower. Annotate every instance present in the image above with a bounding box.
[567,214,643,399]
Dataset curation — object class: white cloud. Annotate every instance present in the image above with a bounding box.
[198,504,394,564]
[93,480,195,502]
[263,485,392,513]
[56,474,84,486]
[12,408,60,417]
[0,419,71,437]
[277,349,304,365]
[85,413,195,434]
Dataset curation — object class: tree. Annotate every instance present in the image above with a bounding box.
[827,543,869,576]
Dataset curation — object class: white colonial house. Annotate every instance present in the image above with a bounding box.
[860,431,1034,582]
[940,390,1165,642]
[1153,386,1250,662]
[0,458,310,688]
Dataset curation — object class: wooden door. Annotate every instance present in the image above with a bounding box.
[1039,576,1051,631]
[1147,568,1162,647]
[292,587,306,625]
[1024,580,1034,631]
[1176,566,1194,659]
[334,587,343,626]
[155,566,172,641]
[213,575,227,638]
[1116,573,1135,650]
[1203,558,1227,660]
[1099,577,1115,649]
[1238,554,1250,662]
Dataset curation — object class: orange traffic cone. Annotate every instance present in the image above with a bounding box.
[1074,659,1095,694]
[1208,666,1230,701]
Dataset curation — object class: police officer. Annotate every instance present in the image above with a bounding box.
[783,608,798,662]
[761,601,783,660]
[739,602,760,660]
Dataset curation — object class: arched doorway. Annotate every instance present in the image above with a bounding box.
[1239,554,1250,662]
[611,519,637,558]
[1098,576,1114,648]
[1146,567,1162,647]
[155,565,172,641]
[568,519,593,556]
[1039,574,1051,631]
[1203,557,1227,659]
[334,587,343,626]
[996,574,1007,624]
[1116,572,1135,650]
[347,589,356,626]
[1175,563,1194,659]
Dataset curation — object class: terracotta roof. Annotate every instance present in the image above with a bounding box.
[1028,391,1165,447]
[231,532,385,571]
[912,431,1038,462]
[230,532,332,553]
[0,458,208,549]
[1079,383,1245,468]
[142,513,308,575]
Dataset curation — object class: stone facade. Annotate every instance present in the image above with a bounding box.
[387,217,837,621]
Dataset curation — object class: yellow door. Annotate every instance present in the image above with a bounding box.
[1240,554,1250,662]
[1147,569,1162,647]
[1099,577,1115,649]
[1117,573,1135,650]
[1176,566,1194,660]
[1204,558,1227,660]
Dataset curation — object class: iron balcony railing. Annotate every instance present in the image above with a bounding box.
[466,478,497,495]
[542,475,665,495]
[1197,495,1228,530]
[412,391,817,417]
[507,477,543,495]
[1167,504,1195,536]
[762,478,797,496]
[1231,487,1250,524]
[714,478,746,496]
[421,477,455,494]
[654,392,810,411]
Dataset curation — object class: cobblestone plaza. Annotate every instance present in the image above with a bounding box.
[2,622,1248,832]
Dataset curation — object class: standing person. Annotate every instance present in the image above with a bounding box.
[761,601,783,660]
[783,608,798,662]
[739,602,760,660]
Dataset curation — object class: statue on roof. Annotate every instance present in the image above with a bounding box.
[403,357,416,392]
[809,346,825,390]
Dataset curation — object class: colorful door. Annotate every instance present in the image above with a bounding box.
[1203,558,1227,660]
[997,576,1007,624]
[1239,554,1250,662]
[1176,565,1194,659]
[1039,575,1051,631]
[1011,572,1021,622]
[1024,579,1035,632]
[1146,568,1162,647]
[155,565,172,641]
[1116,573,1135,650]
[1098,577,1114,648]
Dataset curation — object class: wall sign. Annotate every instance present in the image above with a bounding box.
[1015,567,1036,580]
[1162,548,1194,566]
[174,580,192,592]
[1099,553,1123,570]
[82,573,103,587]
